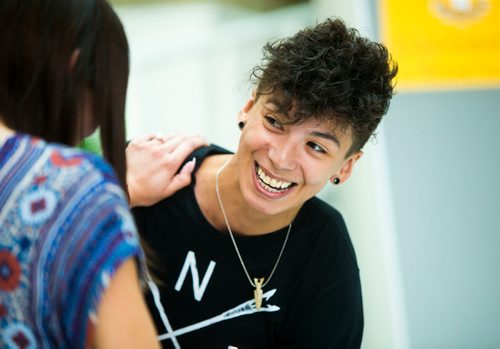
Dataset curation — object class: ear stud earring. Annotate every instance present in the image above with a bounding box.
[332,177,340,185]
[238,121,245,130]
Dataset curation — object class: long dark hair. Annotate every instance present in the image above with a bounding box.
[0,0,129,188]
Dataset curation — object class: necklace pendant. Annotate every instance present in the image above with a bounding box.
[254,277,265,310]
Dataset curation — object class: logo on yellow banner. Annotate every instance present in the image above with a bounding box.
[379,0,500,90]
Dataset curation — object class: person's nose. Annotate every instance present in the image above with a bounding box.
[268,139,297,171]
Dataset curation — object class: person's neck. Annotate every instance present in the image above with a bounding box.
[0,119,15,145]
[195,154,298,236]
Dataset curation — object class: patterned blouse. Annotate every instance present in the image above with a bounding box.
[0,134,144,349]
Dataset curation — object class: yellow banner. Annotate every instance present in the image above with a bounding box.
[379,0,500,90]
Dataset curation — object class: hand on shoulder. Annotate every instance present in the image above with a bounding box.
[126,133,208,207]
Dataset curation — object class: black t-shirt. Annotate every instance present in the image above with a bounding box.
[133,145,363,349]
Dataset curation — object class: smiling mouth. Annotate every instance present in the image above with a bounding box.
[255,162,296,193]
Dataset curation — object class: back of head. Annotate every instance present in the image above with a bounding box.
[0,0,129,187]
[251,18,398,156]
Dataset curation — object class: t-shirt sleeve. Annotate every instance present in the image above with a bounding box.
[52,180,145,348]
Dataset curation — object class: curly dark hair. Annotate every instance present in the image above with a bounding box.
[251,18,398,156]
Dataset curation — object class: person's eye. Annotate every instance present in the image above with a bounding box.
[264,116,283,130]
[307,141,326,154]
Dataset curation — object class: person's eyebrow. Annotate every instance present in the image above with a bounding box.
[263,99,281,111]
[310,131,340,147]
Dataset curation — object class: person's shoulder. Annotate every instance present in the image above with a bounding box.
[193,143,232,157]
[45,143,136,249]
[133,145,230,218]
[190,144,232,173]
[47,141,120,186]
[9,134,114,181]
[302,196,346,230]
[299,196,359,267]
[28,139,128,210]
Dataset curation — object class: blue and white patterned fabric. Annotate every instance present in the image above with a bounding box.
[0,134,144,349]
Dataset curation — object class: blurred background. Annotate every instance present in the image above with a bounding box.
[111,0,500,347]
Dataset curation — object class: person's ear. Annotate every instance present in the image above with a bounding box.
[237,92,256,129]
[330,151,363,185]
[242,93,255,114]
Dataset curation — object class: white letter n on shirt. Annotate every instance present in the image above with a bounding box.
[175,250,216,301]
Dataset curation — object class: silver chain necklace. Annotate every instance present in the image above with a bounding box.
[215,158,292,310]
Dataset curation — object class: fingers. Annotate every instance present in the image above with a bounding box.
[161,134,207,152]
[160,134,186,153]
[180,157,197,175]
[129,133,173,146]
[128,133,207,173]
[163,158,197,195]
[129,133,157,144]
[154,133,172,143]
[131,133,206,149]
[160,134,208,163]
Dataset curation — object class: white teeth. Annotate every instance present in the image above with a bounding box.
[256,164,293,191]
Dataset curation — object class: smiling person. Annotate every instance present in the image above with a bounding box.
[131,18,397,348]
